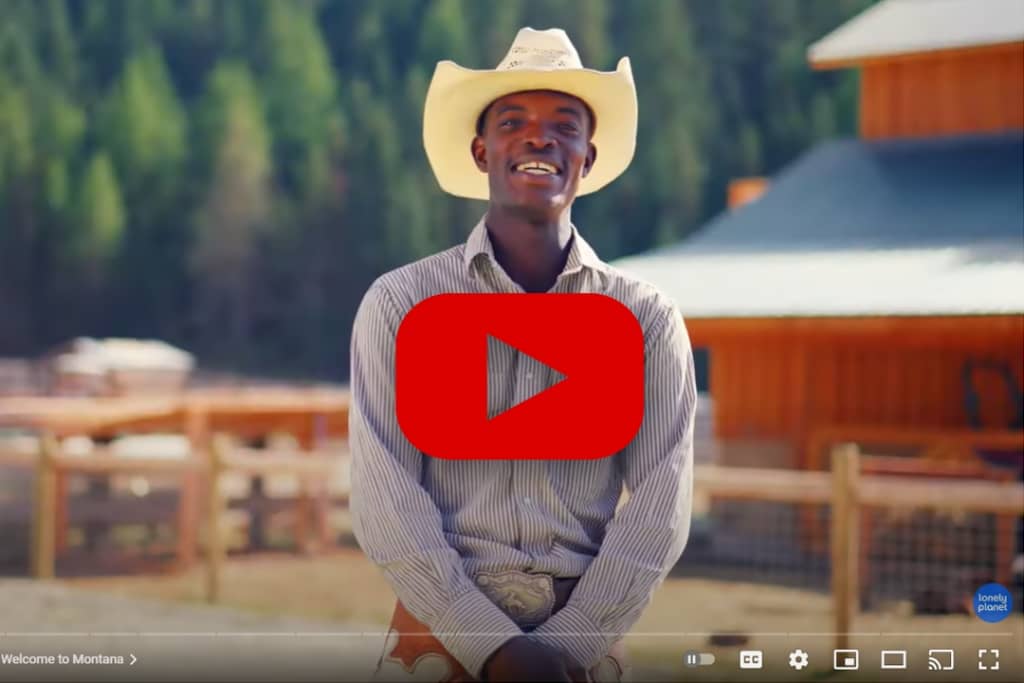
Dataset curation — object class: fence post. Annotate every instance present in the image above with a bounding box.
[268,431,312,554]
[311,414,333,550]
[206,434,229,604]
[180,407,208,570]
[831,442,861,651]
[31,433,59,579]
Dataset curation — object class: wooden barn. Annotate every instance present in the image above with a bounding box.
[615,0,1024,474]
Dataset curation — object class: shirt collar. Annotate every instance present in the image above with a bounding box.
[462,215,609,285]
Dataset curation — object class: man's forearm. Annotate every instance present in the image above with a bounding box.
[531,307,697,667]
[350,425,524,676]
[349,282,523,676]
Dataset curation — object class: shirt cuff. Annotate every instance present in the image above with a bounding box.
[431,588,523,678]
[529,603,610,669]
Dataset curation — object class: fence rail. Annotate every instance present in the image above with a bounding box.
[4,436,1021,650]
[0,433,348,589]
[694,444,1023,649]
[695,454,1024,513]
[805,425,1024,471]
[205,435,346,602]
[859,476,1023,513]
[693,464,832,503]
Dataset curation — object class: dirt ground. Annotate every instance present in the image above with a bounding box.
[35,548,1020,682]
[0,575,381,682]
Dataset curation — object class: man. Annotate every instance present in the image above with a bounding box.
[349,28,696,683]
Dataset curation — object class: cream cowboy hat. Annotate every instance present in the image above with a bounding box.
[422,27,638,200]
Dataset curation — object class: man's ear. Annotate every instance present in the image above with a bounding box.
[471,136,487,173]
[581,142,597,178]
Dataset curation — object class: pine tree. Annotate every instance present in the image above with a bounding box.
[97,44,187,203]
[0,83,33,188]
[190,61,273,361]
[258,0,342,197]
[72,151,125,273]
[470,0,523,65]
[418,0,475,67]
[0,77,37,350]
[96,43,190,338]
[614,0,712,250]
[37,0,78,89]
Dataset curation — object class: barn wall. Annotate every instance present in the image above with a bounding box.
[858,43,1024,139]
[693,316,1024,442]
[803,344,1023,431]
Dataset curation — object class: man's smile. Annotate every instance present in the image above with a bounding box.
[510,157,562,176]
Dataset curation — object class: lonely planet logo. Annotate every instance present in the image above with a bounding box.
[973,583,1013,623]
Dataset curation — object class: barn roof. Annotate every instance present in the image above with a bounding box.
[808,0,1024,67]
[611,133,1024,318]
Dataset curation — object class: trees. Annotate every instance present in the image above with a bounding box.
[612,0,712,251]
[189,62,272,363]
[258,0,343,197]
[0,79,38,350]
[97,45,187,203]
[96,44,189,339]
[73,152,124,269]
[0,0,874,377]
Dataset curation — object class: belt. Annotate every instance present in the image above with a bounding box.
[473,570,579,630]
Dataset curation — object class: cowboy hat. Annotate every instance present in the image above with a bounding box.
[422,27,638,200]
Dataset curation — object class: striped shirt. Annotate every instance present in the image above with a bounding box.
[349,217,696,676]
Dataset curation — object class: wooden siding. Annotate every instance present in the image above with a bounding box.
[858,42,1024,139]
[691,316,1024,440]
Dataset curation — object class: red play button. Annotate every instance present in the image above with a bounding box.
[395,293,644,460]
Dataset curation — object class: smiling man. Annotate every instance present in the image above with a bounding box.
[349,28,697,683]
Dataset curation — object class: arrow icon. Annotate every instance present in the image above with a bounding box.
[129,654,137,666]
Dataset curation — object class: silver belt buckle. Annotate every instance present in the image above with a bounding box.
[474,570,555,628]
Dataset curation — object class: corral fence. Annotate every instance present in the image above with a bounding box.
[0,432,349,597]
[691,443,1023,649]
[2,432,1022,652]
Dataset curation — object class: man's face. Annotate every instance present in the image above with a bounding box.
[472,90,597,217]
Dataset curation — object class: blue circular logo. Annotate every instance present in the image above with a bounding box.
[974,583,1013,623]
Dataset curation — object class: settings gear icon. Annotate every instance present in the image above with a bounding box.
[788,649,810,670]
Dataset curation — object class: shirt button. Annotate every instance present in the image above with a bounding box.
[523,497,532,506]
[526,372,533,380]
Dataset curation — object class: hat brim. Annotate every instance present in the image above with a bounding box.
[422,57,638,200]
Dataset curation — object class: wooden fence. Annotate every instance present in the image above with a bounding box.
[205,434,345,603]
[695,443,1023,650]
[20,436,206,579]
[0,433,347,587]
[3,437,1021,650]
